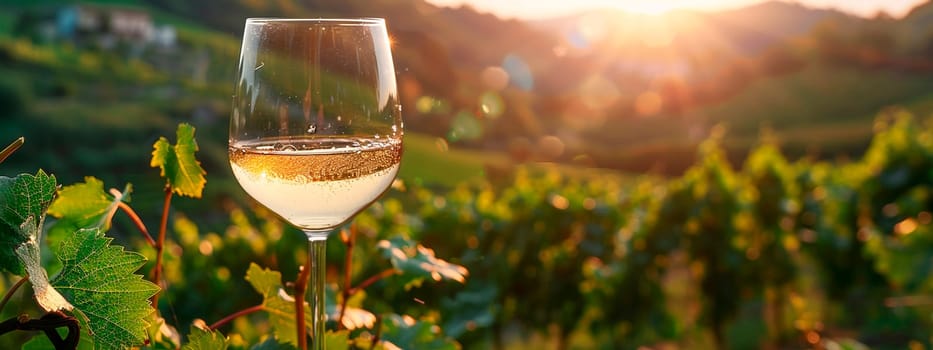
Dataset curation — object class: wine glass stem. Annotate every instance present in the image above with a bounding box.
[307,233,328,350]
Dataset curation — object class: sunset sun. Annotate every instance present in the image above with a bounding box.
[624,2,682,15]
[424,0,926,20]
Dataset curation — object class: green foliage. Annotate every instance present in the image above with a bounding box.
[0,164,157,349]
[151,123,207,198]
[0,170,56,276]
[439,283,497,339]
[250,337,298,350]
[47,178,131,238]
[6,102,933,350]
[376,237,468,289]
[321,331,349,350]
[860,113,933,292]
[47,177,115,225]
[182,325,228,350]
[0,170,74,313]
[379,314,459,350]
[52,227,160,349]
[679,137,746,344]
[244,263,311,346]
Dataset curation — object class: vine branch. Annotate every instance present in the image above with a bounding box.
[208,304,264,330]
[151,187,174,308]
[0,312,79,350]
[349,269,398,296]
[369,315,382,350]
[108,189,155,247]
[295,264,311,350]
[0,277,26,314]
[338,226,356,330]
[0,137,24,165]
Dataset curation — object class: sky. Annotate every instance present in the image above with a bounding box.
[423,0,928,19]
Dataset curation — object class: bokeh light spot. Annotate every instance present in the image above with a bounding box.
[805,331,820,345]
[895,218,918,236]
[415,95,449,114]
[583,198,596,210]
[479,91,505,119]
[579,75,620,110]
[198,240,213,255]
[634,91,664,116]
[216,267,230,282]
[576,14,607,46]
[467,236,479,249]
[882,203,899,217]
[502,54,534,91]
[416,96,435,114]
[550,194,569,210]
[918,211,932,224]
[447,111,484,142]
[481,66,509,91]
[538,135,565,159]
[433,196,446,209]
[434,137,449,152]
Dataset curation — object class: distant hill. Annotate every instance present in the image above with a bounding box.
[533,1,857,56]
[899,0,933,51]
[705,1,858,53]
[5,0,933,175]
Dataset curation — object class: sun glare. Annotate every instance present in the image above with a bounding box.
[622,3,678,15]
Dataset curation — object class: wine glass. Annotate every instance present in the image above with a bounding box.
[229,18,402,350]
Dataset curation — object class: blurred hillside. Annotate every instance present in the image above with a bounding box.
[4,1,933,349]
[3,0,933,179]
[144,0,933,174]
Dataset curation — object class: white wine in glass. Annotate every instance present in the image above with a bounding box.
[230,18,402,350]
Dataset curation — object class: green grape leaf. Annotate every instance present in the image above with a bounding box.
[48,178,132,233]
[182,324,228,350]
[46,179,131,277]
[440,283,498,338]
[148,315,182,350]
[323,330,350,350]
[245,264,371,344]
[0,170,73,312]
[52,227,160,349]
[245,263,311,345]
[248,332,344,350]
[376,237,468,289]
[151,123,207,198]
[329,288,376,330]
[244,264,374,344]
[380,314,459,350]
[0,170,56,275]
[251,337,298,350]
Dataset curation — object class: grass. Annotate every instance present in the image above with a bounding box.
[398,133,508,186]
[694,64,933,134]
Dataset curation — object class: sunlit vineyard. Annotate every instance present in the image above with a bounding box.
[118,110,932,349]
[3,2,933,347]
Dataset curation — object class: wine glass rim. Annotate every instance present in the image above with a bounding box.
[246,17,385,25]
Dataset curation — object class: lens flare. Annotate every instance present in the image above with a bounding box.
[447,111,483,141]
[481,66,510,91]
[579,75,620,110]
[480,91,505,119]
[634,91,664,116]
[503,54,534,91]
